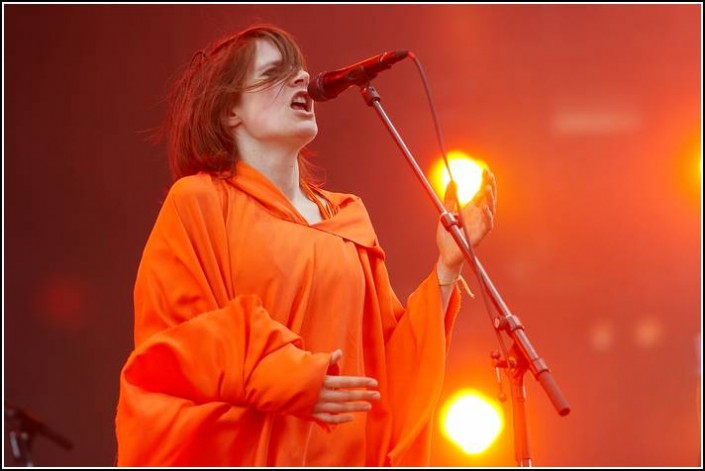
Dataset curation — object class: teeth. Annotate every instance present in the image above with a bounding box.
[291,93,310,112]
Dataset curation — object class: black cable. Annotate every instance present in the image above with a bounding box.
[408,51,513,403]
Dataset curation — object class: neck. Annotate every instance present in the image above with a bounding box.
[238,141,303,201]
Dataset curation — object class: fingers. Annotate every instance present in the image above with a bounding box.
[312,372,380,425]
[318,387,381,404]
[318,376,380,412]
[312,386,380,417]
[311,412,354,425]
[443,180,459,211]
[313,400,373,414]
[323,375,377,389]
[314,349,381,425]
[483,168,497,211]
[481,184,496,218]
[483,205,495,230]
[473,169,497,222]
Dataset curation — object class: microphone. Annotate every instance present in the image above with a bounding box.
[308,50,409,102]
[5,401,74,450]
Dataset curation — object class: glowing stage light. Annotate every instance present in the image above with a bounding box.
[439,389,504,455]
[429,151,488,205]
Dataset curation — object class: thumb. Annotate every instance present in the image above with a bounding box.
[329,349,342,367]
[327,349,342,376]
[443,180,458,211]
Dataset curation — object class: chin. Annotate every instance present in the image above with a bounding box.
[295,122,318,145]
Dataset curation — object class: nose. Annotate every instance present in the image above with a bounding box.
[291,68,310,87]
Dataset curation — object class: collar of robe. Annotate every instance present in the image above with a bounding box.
[228,161,385,257]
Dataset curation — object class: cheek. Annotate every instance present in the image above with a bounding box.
[238,87,289,132]
[255,93,287,122]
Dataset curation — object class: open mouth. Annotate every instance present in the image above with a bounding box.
[290,90,312,113]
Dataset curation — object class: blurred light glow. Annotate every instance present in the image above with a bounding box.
[634,316,663,348]
[37,273,90,330]
[429,151,487,205]
[439,389,504,454]
[551,107,640,135]
[590,320,615,352]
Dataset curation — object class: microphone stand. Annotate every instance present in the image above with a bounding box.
[4,401,74,466]
[357,83,570,467]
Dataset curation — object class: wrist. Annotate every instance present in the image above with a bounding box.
[436,257,463,285]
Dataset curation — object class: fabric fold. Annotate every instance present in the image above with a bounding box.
[116,165,462,466]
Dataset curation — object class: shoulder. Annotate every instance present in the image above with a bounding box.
[169,173,221,199]
[166,173,229,215]
[317,188,367,211]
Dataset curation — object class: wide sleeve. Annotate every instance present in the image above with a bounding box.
[375,257,462,466]
[116,176,330,466]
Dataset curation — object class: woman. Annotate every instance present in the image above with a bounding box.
[116,24,496,466]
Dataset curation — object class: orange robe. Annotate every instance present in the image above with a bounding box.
[116,162,461,466]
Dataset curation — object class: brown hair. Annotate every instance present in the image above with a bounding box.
[160,24,318,182]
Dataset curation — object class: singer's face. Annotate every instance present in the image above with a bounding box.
[230,39,317,150]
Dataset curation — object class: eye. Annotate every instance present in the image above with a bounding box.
[260,62,285,78]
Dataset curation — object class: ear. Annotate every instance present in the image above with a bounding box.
[222,106,241,129]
